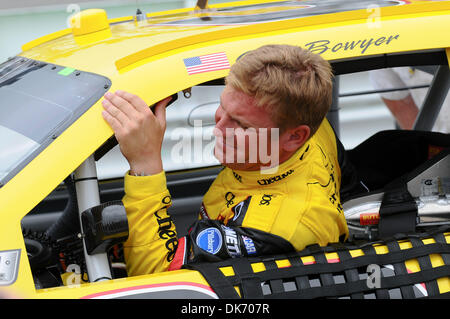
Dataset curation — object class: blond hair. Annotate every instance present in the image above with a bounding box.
[225,44,333,135]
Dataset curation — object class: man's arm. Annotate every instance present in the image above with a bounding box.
[122,171,178,276]
[369,68,419,130]
[102,91,176,275]
[381,95,419,130]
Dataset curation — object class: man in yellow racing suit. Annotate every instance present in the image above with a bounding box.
[102,45,349,276]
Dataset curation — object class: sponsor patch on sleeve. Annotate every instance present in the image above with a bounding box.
[195,227,222,255]
[241,235,257,255]
[221,225,241,258]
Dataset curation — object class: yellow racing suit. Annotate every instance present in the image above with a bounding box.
[122,119,348,276]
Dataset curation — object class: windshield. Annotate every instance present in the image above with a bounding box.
[0,57,110,187]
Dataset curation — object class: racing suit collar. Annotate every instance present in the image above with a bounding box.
[230,142,311,186]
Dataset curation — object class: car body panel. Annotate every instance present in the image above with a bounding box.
[36,269,217,299]
[1,0,450,298]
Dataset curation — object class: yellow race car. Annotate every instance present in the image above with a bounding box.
[0,0,449,300]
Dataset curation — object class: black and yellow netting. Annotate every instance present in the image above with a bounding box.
[185,227,450,299]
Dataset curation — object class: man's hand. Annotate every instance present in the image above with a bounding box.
[101,90,172,176]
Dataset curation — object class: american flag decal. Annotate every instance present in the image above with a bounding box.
[183,52,230,75]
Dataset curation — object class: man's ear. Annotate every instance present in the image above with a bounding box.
[281,125,311,152]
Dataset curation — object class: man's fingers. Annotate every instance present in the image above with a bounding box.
[102,110,123,134]
[115,90,149,113]
[104,92,139,120]
[102,99,130,126]
[103,90,171,132]
[154,96,171,128]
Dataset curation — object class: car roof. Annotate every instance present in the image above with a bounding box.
[2,0,450,223]
[20,0,450,78]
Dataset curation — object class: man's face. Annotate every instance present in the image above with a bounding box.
[214,85,280,171]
